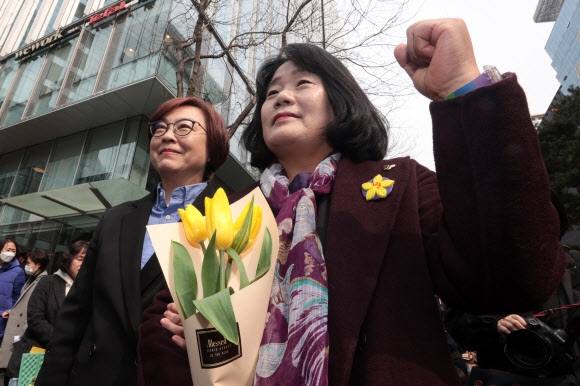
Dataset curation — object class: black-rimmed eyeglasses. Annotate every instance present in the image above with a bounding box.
[149,119,206,137]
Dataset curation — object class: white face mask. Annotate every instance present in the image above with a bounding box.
[24,265,36,275]
[0,252,15,263]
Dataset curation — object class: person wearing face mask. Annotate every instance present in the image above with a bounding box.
[0,238,25,346]
[0,249,49,377]
[4,241,88,385]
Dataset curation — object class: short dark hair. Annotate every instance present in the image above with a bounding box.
[242,43,389,171]
[148,97,230,181]
[17,244,31,260]
[27,249,50,271]
[58,240,89,277]
[0,237,18,253]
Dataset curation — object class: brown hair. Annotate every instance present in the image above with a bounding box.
[148,97,230,181]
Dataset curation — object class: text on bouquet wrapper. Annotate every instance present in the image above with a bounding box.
[197,325,242,368]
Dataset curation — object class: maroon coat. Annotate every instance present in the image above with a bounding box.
[137,75,566,386]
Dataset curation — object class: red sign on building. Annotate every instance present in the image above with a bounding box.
[89,1,127,24]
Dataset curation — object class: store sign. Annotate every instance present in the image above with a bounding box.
[14,28,65,60]
[89,1,127,24]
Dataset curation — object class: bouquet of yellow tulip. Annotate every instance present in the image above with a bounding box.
[174,188,270,344]
[147,187,278,386]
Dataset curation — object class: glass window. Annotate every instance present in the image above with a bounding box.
[0,150,24,199]
[158,53,178,94]
[10,142,53,197]
[97,1,170,91]
[204,68,227,105]
[0,206,43,226]
[27,36,78,117]
[0,51,46,126]
[58,21,113,105]
[113,117,140,180]
[0,59,19,115]
[75,121,123,184]
[39,132,86,191]
[73,0,88,20]
[129,118,150,187]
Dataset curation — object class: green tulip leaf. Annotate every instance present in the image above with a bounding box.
[202,232,220,297]
[225,247,250,290]
[193,287,239,345]
[172,241,197,319]
[232,196,254,254]
[225,258,233,286]
[252,228,272,284]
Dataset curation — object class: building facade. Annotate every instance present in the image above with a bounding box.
[0,0,257,255]
[544,0,580,94]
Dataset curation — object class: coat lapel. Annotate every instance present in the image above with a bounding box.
[13,271,47,308]
[53,276,66,308]
[120,193,156,339]
[325,157,410,384]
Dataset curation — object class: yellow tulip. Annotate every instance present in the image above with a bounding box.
[233,201,251,232]
[205,196,213,239]
[206,188,234,250]
[232,201,263,254]
[245,205,262,252]
[178,205,207,248]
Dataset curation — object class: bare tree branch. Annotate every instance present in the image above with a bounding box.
[228,94,256,139]
[163,0,412,164]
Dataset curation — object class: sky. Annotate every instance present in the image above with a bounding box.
[386,0,561,170]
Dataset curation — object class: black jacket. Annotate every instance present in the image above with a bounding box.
[35,184,218,386]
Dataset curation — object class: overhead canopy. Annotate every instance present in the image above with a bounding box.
[0,76,173,154]
[0,178,150,223]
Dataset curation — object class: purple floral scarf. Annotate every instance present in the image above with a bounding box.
[255,153,340,386]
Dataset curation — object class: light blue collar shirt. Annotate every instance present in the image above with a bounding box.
[140,182,207,269]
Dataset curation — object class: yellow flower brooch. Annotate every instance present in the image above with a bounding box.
[362,174,394,201]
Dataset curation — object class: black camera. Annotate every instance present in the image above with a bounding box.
[503,316,576,378]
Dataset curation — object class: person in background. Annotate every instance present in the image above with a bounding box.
[444,191,580,386]
[0,239,25,346]
[138,18,567,386]
[35,97,230,386]
[4,241,87,386]
[15,246,30,276]
[0,248,50,377]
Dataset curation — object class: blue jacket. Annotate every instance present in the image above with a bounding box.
[0,259,25,338]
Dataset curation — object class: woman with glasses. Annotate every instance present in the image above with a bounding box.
[34,98,230,386]
[4,242,87,386]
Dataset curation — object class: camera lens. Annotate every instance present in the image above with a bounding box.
[504,329,551,369]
